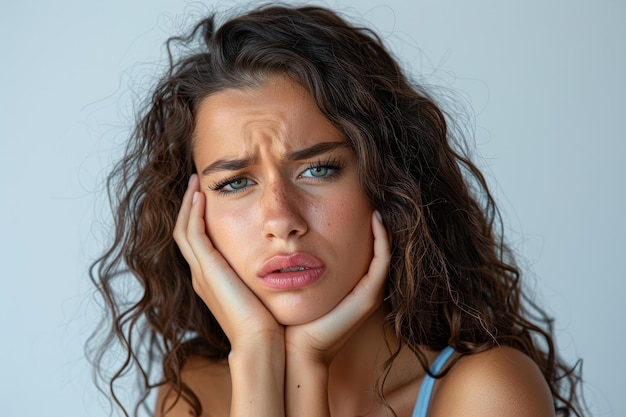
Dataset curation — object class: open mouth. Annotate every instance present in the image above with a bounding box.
[259,253,324,283]
[260,264,325,289]
[277,266,309,273]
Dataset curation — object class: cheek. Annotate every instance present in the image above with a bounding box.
[311,193,373,251]
[203,197,254,265]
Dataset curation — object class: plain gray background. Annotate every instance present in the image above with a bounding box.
[1,0,624,416]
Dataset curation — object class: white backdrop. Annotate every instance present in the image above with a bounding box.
[1,0,623,416]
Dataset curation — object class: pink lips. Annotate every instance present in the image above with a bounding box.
[258,253,325,289]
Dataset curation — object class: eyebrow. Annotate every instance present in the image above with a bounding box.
[286,141,348,161]
[201,156,256,177]
[200,141,348,177]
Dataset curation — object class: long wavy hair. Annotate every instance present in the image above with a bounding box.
[89,4,584,416]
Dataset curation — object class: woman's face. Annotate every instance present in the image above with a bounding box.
[192,76,374,325]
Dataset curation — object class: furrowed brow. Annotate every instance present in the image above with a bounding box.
[201,156,254,177]
[286,142,349,161]
[200,142,347,176]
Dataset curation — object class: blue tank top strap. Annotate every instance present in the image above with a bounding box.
[411,346,455,417]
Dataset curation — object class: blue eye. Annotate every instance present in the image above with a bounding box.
[300,159,344,179]
[224,178,250,190]
[303,166,331,178]
[210,176,254,194]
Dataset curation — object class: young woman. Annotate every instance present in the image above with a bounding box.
[90,5,584,417]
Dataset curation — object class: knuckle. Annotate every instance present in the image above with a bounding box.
[190,273,203,294]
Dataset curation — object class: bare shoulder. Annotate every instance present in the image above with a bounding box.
[429,345,555,417]
[155,356,231,417]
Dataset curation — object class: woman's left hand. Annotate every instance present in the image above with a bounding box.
[285,210,391,363]
[283,211,390,417]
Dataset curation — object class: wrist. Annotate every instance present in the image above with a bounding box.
[229,331,286,369]
[229,340,286,417]
[285,351,330,417]
[285,328,334,366]
[230,325,285,354]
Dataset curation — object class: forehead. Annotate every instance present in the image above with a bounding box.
[192,76,345,161]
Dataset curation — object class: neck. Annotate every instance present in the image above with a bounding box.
[328,308,424,416]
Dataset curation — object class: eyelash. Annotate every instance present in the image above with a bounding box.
[208,157,345,196]
[208,174,251,195]
[301,157,344,180]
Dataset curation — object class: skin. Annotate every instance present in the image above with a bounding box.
[192,76,375,326]
[168,76,556,417]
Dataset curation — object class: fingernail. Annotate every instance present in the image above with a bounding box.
[374,210,382,222]
[188,174,195,186]
[192,191,199,205]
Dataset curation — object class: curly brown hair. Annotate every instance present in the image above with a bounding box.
[89,4,584,417]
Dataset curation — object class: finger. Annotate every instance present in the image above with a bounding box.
[184,190,260,310]
[173,174,198,241]
[354,210,391,301]
[185,189,229,272]
[173,175,201,269]
[184,190,223,295]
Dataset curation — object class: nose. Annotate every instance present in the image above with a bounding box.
[260,179,308,241]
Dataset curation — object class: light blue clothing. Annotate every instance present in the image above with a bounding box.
[411,346,455,417]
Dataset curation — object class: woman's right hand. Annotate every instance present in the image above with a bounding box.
[173,174,284,352]
[174,174,286,416]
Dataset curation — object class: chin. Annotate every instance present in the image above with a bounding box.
[269,302,334,326]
